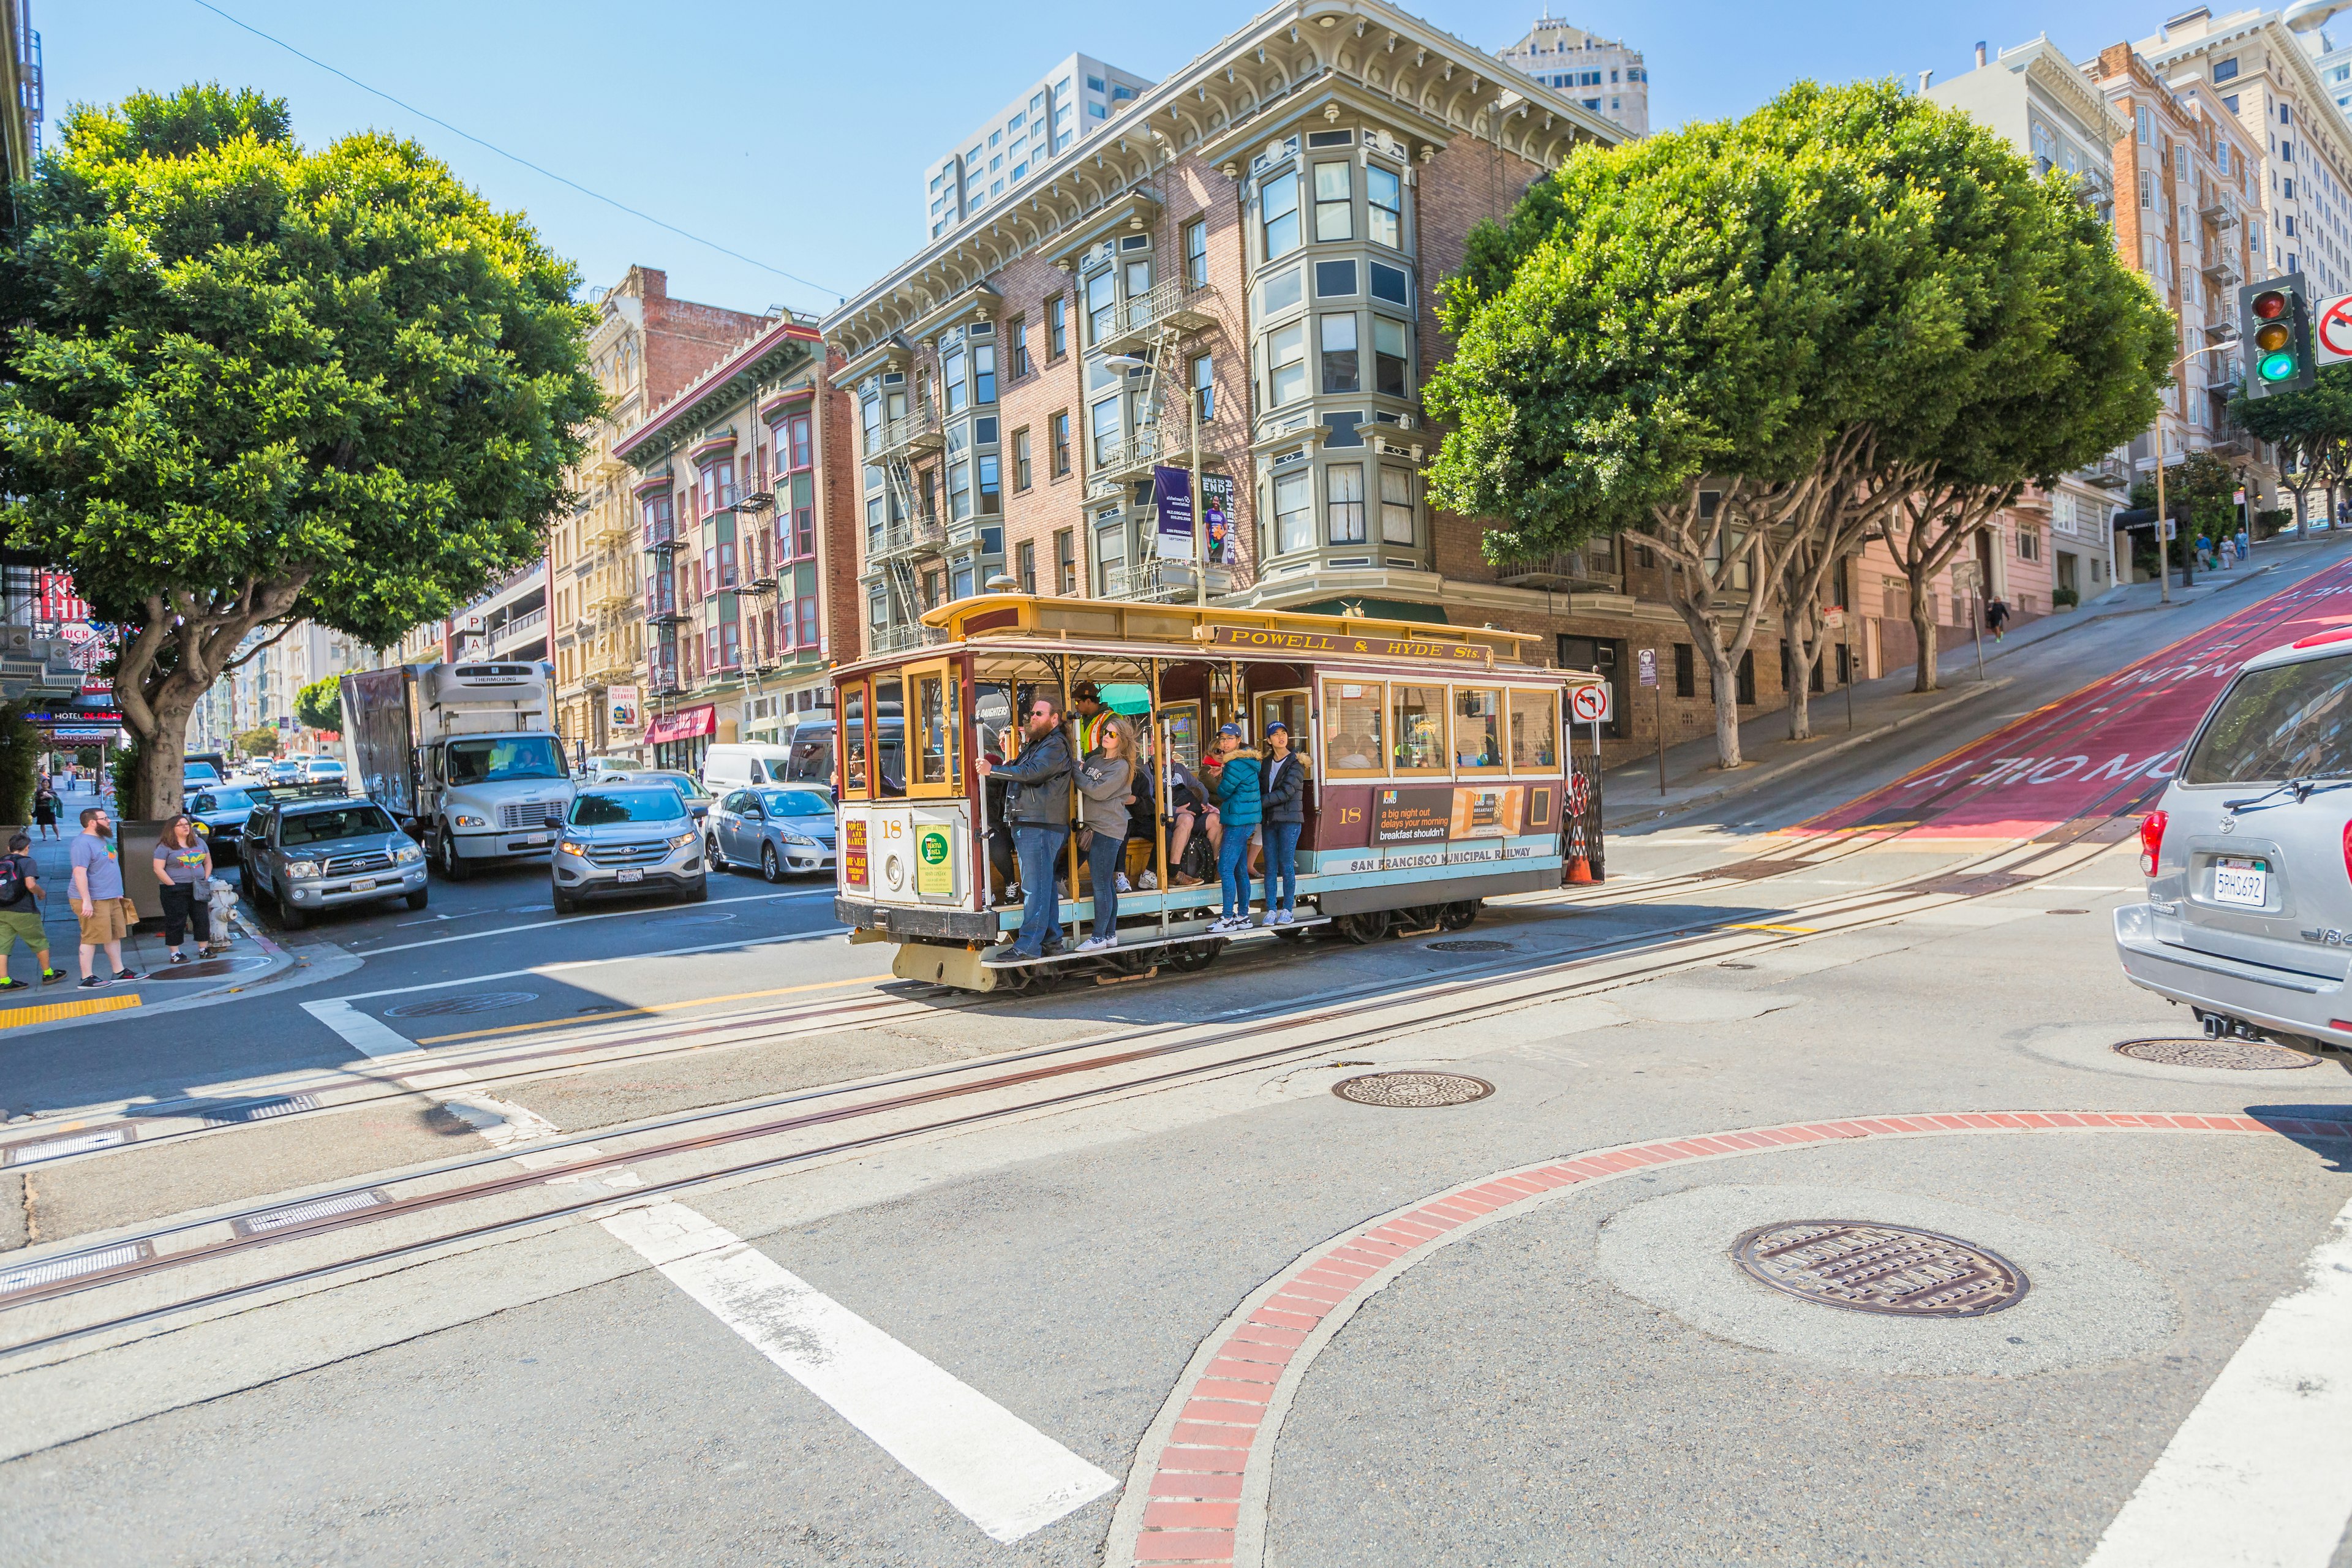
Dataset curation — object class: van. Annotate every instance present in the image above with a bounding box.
[700,743,802,794]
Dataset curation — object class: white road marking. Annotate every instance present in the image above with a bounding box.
[302,999,562,1152]
[603,1200,1115,1542]
[352,888,832,957]
[324,925,850,1008]
[2082,1192,2352,1568]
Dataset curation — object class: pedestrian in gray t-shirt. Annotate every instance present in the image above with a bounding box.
[69,805,134,987]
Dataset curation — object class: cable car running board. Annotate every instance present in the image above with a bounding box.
[980,918,1333,968]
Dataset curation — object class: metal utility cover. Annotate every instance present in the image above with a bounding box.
[1332,1072,1495,1108]
[1732,1221,2029,1318]
[2114,1037,2318,1071]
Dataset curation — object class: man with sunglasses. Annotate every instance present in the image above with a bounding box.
[976,693,1074,960]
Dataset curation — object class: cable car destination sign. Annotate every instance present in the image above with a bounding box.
[1208,625,1501,664]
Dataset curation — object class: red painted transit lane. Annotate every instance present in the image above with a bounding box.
[1801,556,2352,839]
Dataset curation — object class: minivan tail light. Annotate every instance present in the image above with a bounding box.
[2140,810,2168,878]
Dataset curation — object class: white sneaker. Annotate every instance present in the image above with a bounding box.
[1273,909,1295,925]
[1212,914,1250,933]
[1260,911,1280,927]
[1114,873,1131,893]
[1139,870,1158,890]
[1077,935,1117,952]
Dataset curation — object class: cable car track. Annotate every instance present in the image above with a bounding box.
[0,830,2119,1357]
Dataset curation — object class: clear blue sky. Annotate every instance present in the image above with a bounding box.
[71,1,2170,318]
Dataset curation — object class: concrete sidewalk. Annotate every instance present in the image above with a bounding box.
[0,786,290,1028]
[1597,538,2333,831]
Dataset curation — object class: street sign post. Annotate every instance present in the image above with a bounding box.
[1637,648,1665,795]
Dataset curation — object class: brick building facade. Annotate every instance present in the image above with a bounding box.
[613,315,858,771]
[548,268,768,760]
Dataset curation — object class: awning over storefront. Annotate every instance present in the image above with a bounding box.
[645,704,717,745]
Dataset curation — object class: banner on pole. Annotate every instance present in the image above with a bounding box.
[1153,466,1194,559]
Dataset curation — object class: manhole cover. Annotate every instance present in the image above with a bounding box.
[383,990,539,1019]
[1732,1221,2029,1318]
[2114,1037,2318,1070]
[1332,1072,1494,1108]
[1428,939,1512,952]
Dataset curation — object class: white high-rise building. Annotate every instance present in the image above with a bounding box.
[1493,13,1649,137]
[924,53,1153,239]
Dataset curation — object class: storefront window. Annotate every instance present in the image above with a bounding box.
[1322,681,1385,774]
[1391,684,1447,772]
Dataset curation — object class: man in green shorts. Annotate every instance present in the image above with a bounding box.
[0,831,64,990]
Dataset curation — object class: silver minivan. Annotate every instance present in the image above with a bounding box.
[2114,628,2352,1050]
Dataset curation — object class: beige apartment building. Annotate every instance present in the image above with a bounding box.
[1491,12,1649,138]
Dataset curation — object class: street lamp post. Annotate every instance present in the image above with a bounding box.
[2155,341,2237,606]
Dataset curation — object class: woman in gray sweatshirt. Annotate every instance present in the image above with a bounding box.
[1075,714,1136,951]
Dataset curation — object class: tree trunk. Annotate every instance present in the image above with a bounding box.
[1909,593,1940,695]
[1705,643,1741,768]
[1783,614,1815,741]
[125,669,207,820]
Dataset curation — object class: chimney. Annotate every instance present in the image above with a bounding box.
[1975,40,1988,67]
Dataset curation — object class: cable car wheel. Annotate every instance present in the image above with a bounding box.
[1440,900,1482,931]
[1163,938,1224,972]
[1338,910,1391,945]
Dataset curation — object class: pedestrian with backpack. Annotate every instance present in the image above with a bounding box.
[0,831,64,990]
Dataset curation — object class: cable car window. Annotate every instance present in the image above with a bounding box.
[1455,687,1504,772]
[1322,681,1385,774]
[842,683,870,797]
[1509,690,1559,772]
[1390,684,1448,774]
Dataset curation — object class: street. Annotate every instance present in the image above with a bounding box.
[0,549,2346,1567]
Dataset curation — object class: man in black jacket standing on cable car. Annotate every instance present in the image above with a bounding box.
[977,693,1074,960]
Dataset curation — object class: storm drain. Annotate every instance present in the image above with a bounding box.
[232,1188,392,1237]
[1332,1072,1494,1109]
[2,1128,128,1166]
[384,991,539,1019]
[1427,940,1512,952]
[1732,1221,2029,1318]
[198,1094,318,1128]
[0,1239,153,1298]
[2114,1037,2318,1071]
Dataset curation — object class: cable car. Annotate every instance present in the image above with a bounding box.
[832,594,1605,991]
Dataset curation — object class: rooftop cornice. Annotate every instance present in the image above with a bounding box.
[822,0,1623,360]
[615,317,821,463]
[2007,39,2130,142]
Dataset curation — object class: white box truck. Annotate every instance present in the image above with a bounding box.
[341,660,576,881]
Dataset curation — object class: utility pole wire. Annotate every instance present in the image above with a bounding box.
[186,0,840,303]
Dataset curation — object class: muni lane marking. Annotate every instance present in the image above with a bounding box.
[350,886,834,957]
[2081,1189,2352,1568]
[603,1200,1115,1544]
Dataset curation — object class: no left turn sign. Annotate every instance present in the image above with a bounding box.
[1570,685,1611,723]
[2317,295,2352,365]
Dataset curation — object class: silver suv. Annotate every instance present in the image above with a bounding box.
[241,797,428,929]
[2114,629,2352,1050]
[551,785,706,915]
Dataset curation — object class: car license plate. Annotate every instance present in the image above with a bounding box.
[526,832,551,846]
[616,867,644,883]
[2214,858,2267,907]
[349,879,375,893]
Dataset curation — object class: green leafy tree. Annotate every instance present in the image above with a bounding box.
[233,726,280,759]
[2232,364,2352,532]
[294,676,343,735]
[0,85,600,818]
[1426,80,2169,753]
[2128,450,2239,551]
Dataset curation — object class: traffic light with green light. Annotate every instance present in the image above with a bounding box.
[2239,275,2317,397]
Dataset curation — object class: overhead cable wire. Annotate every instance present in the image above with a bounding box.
[186,0,840,303]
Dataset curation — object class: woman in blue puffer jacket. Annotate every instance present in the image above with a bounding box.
[1208,724,1261,931]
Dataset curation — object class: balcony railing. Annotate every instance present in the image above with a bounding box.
[1085,430,1165,498]
[2080,453,2128,488]
[1493,552,1623,592]
[875,401,943,459]
[492,606,547,643]
[644,521,678,551]
[2202,252,2241,287]
[866,621,939,655]
[1095,277,1220,356]
[867,514,945,563]
[1101,559,1237,603]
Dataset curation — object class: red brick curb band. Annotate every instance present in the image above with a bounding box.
[1101,1109,2352,1568]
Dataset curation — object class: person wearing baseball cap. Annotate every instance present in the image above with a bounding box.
[1208,723,1262,932]
[1071,681,1108,755]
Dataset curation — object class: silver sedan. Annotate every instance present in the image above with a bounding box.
[707,786,837,881]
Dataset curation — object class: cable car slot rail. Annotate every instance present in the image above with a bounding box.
[0,834,2117,1355]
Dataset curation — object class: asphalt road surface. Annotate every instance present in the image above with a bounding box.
[5,550,2352,1568]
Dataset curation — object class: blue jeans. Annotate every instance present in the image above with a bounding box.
[1216,827,1253,919]
[1087,831,1121,941]
[1012,825,1068,956]
[1261,821,1301,912]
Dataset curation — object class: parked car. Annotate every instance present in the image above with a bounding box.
[551,784,705,914]
[2114,627,2352,1051]
[624,769,714,824]
[267,759,301,784]
[700,742,801,794]
[301,756,348,785]
[707,786,837,881]
[183,758,224,788]
[241,796,428,929]
[187,785,263,862]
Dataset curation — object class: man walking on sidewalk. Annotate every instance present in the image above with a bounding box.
[69,805,137,988]
[0,832,64,990]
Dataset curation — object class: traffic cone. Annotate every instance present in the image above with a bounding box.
[1566,825,1594,884]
